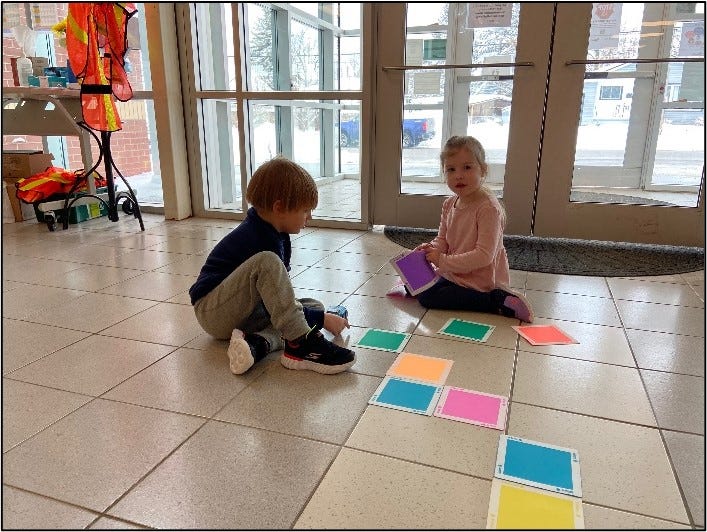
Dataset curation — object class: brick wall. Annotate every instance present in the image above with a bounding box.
[2,3,154,179]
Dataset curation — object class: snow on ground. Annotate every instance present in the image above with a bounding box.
[119,119,703,205]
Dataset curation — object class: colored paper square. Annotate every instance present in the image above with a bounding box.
[369,376,442,416]
[438,318,494,342]
[353,329,411,353]
[387,352,453,385]
[512,325,578,346]
[434,387,507,430]
[495,436,582,497]
[390,250,439,295]
[487,479,584,529]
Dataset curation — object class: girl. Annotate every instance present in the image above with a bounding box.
[391,135,533,322]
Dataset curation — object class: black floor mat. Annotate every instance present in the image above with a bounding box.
[383,227,704,277]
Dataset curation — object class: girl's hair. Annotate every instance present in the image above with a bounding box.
[246,156,318,211]
[440,135,488,175]
[440,135,506,224]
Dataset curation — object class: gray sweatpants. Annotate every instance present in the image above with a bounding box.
[193,251,322,353]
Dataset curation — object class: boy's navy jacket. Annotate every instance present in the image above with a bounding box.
[189,207,324,327]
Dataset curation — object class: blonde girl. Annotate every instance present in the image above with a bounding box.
[405,135,533,321]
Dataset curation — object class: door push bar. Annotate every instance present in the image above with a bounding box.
[566,57,703,66]
[382,61,534,71]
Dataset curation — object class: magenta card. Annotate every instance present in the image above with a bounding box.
[434,386,508,430]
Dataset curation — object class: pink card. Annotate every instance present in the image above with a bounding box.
[512,325,579,346]
[434,386,508,430]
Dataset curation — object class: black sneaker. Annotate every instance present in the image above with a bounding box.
[281,325,355,374]
[227,330,270,375]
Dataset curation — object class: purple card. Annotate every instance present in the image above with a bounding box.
[390,250,439,295]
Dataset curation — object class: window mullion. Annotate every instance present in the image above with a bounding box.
[274,8,293,157]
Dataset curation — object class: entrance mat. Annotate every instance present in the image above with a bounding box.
[383,227,704,277]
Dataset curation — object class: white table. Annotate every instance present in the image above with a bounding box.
[2,86,142,230]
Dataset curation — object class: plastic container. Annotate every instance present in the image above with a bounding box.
[34,201,108,225]
[16,56,33,86]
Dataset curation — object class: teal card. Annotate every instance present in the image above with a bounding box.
[495,435,582,497]
[369,376,443,415]
[438,318,495,343]
[353,328,411,353]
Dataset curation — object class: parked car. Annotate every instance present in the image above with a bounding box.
[339,116,436,148]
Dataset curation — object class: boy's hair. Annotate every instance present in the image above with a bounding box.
[440,135,507,225]
[246,156,318,211]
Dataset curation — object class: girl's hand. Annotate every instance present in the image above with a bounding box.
[323,313,350,336]
[414,243,433,252]
[425,247,442,267]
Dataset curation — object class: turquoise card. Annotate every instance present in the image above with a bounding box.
[495,435,582,497]
[369,376,443,416]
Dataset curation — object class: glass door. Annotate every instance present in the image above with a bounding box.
[373,3,554,231]
[533,2,704,246]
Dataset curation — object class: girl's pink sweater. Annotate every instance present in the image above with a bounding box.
[429,192,510,292]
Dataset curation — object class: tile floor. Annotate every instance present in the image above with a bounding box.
[1,213,704,529]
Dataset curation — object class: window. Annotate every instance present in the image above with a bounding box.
[599,85,623,100]
[188,3,364,221]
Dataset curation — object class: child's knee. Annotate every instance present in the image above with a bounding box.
[416,291,433,308]
[251,250,282,266]
[299,297,324,311]
[246,251,288,276]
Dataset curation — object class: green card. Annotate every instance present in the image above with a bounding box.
[353,328,411,353]
[438,318,494,343]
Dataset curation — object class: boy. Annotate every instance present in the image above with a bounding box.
[189,157,355,375]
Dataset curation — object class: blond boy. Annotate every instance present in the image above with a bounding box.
[190,157,355,374]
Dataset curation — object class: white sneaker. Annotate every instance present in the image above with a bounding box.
[227,329,256,375]
[386,279,410,298]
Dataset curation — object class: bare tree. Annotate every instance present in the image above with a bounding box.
[248,7,321,130]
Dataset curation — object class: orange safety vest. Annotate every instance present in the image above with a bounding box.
[16,167,106,204]
[66,3,137,132]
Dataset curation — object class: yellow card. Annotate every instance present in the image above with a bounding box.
[487,479,584,529]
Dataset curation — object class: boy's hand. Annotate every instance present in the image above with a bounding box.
[323,313,350,336]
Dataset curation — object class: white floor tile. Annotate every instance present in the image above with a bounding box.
[2,218,702,529]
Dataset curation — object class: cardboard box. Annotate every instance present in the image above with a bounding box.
[4,180,23,221]
[30,56,50,76]
[3,179,35,222]
[2,151,54,180]
[2,151,54,222]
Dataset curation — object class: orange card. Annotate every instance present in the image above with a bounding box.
[512,325,578,346]
[387,352,453,385]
